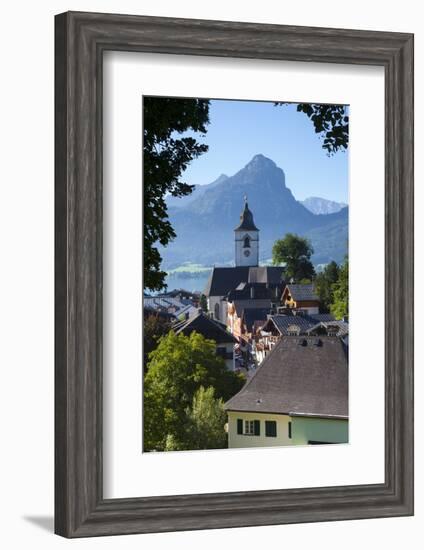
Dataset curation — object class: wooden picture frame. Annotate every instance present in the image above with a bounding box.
[55,11,414,538]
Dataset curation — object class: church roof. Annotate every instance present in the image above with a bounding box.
[205,266,285,297]
[225,336,348,418]
[227,282,283,301]
[234,201,259,231]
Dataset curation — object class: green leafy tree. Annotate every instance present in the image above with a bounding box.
[143,314,171,373]
[275,103,349,155]
[331,257,348,320]
[272,233,315,282]
[165,386,227,451]
[143,97,210,291]
[199,294,208,312]
[143,331,244,451]
[315,261,340,313]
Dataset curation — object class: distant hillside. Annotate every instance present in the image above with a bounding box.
[302,196,347,215]
[162,154,348,269]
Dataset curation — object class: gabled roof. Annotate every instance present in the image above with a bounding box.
[259,312,337,336]
[285,284,319,302]
[205,266,285,297]
[225,336,348,418]
[261,314,315,336]
[204,267,249,297]
[307,320,349,338]
[173,311,237,344]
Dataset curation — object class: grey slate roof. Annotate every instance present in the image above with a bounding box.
[173,311,237,344]
[286,284,319,302]
[248,267,285,284]
[205,266,285,297]
[259,313,337,336]
[143,295,196,318]
[227,282,283,301]
[307,320,349,338]
[263,314,316,335]
[309,313,337,322]
[234,202,259,231]
[225,336,348,418]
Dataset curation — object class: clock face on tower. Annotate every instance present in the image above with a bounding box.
[244,250,250,257]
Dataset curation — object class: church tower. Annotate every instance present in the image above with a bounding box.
[234,197,259,267]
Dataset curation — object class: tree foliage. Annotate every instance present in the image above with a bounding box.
[315,261,340,313]
[330,257,348,320]
[275,103,349,155]
[165,386,227,451]
[199,293,208,312]
[143,314,171,373]
[143,331,244,451]
[272,233,315,282]
[143,97,210,291]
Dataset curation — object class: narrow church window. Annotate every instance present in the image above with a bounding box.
[214,303,220,320]
[243,235,250,248]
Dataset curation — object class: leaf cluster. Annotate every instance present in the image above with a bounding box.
[272,233,315,282]
[143,97,210,291]
[315,261,340,313]
[143,331,244,451]
[330,256,349,320]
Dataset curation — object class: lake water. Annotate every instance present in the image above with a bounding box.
[164,270,212,294]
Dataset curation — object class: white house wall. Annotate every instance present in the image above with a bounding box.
[227,411,292,448]
[227,411,349,448]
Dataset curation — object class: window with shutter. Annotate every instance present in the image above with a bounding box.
[254,419,260,436]
[265,420,277,437]
[237,418,243,434]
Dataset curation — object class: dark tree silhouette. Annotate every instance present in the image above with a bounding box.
[143,97,210,291]
[272,233,315,282]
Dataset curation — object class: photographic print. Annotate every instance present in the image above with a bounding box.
[143,96,349,452]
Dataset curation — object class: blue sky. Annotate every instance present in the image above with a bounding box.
[179,99,349,204]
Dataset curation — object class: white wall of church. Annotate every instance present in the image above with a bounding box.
[235,230,259,267]
[208,296,228,324]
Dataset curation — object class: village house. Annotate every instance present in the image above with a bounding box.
[204,199,285,324]
[172,310,237,370]
[225,335,348,448]
[226,282,283,341]
[281,284,320,315]
[252,311,341,363]
[307,319,349,346]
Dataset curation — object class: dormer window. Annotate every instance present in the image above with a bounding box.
[243,235,251,248]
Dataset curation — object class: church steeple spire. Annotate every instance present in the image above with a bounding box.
[234,197,259,232]
[234,198,259,267]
